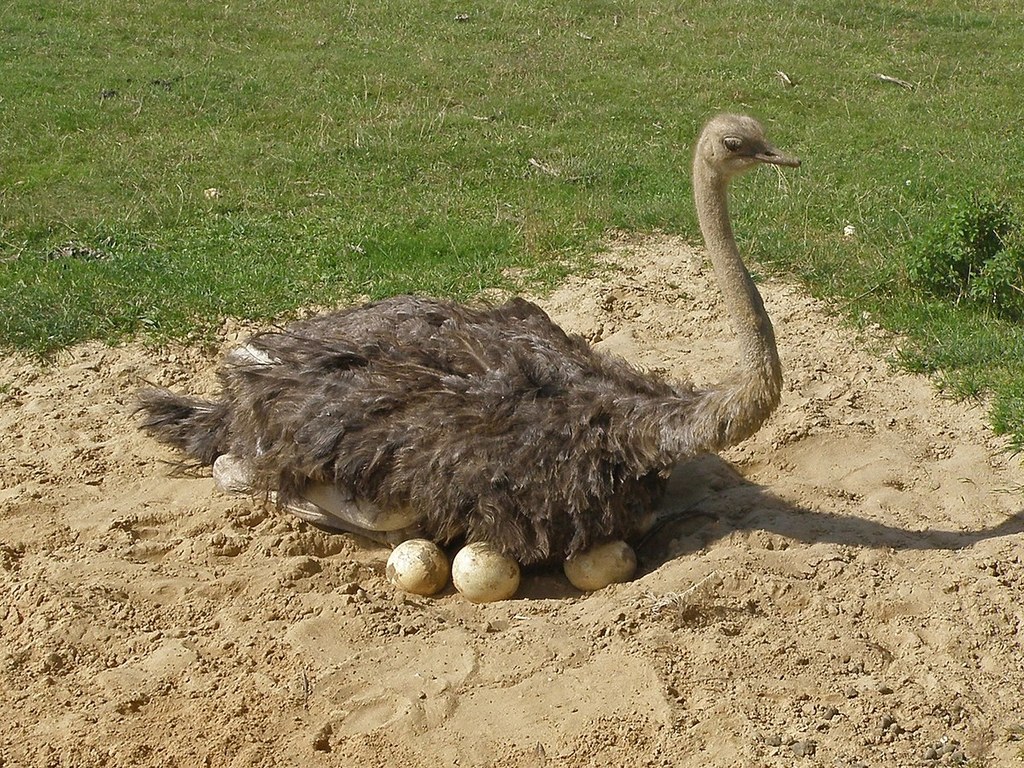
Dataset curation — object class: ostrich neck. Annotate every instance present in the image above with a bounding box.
[661,158,783,456]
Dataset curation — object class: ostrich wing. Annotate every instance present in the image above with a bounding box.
[218,296,695,563]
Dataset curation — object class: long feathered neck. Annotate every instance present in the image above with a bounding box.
[660,152,783,456]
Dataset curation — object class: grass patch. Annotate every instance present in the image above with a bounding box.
[1,0,1023,447]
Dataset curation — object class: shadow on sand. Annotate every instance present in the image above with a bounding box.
[635,454,1024,573]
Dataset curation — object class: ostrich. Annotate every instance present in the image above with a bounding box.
[137,113,799,566]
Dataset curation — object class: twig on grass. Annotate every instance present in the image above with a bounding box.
[873,72,915,90]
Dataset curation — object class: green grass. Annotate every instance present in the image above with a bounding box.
[1,0,1023,448]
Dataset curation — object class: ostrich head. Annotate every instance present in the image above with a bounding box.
[695,113,800,179]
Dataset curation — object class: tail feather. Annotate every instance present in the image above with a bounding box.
[135,388,230,465]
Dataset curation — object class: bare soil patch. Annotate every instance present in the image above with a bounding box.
[2,235,1022,767]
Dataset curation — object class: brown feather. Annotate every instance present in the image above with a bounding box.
[138,296,696,564]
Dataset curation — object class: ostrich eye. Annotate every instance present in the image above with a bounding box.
[723,136,743,152]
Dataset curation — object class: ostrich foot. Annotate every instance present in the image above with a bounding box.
[212,454,423,545]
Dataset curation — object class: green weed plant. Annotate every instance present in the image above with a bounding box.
[907,196,1024,320]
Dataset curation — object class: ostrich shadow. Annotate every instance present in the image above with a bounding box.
[515,453,1024,600]
[634,453,1024,570]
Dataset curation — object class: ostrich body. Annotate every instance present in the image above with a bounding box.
[138,113,799,565]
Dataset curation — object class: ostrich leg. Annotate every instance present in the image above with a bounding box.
[213,454,424,545]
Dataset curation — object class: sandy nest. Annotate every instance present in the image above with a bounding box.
[2,235,1023,767]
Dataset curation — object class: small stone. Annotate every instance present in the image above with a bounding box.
[766,735,782,747]
[923,747,938,760]
[877,684,894,695]
[822,706,839,720]
[791,741,816,757]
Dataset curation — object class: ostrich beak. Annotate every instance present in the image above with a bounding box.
[756,144,801,168]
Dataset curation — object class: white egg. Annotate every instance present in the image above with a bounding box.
[451,542,521,603]
[385,539,449,596]
[563,540,637,592]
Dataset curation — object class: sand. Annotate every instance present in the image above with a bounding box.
[2,234,1022,767]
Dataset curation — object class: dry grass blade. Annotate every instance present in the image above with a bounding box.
[873,72,915,90]
[528,157,561,177]
[644,570,720,617]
